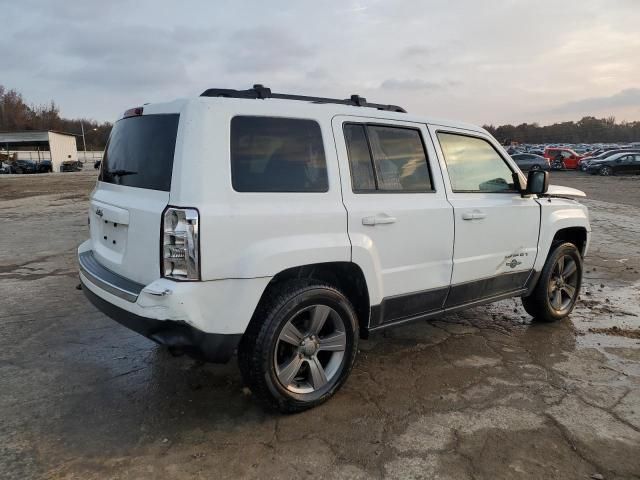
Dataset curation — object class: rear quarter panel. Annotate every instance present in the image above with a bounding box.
[169,99,350,280]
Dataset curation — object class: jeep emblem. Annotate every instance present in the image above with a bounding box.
[507,258,522,269]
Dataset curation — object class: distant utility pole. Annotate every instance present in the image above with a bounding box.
[81,121,87,154]
[80,122,97,160]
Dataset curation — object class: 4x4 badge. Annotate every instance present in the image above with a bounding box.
[95,208,103,217]
[507,258,522,269]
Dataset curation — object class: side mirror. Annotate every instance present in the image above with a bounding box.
[526,170,549,195]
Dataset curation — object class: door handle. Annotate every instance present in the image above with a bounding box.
[362,214,397,226]
[462,211,487,221]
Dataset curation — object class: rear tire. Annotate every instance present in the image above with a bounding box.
[238,280,359,413]
[522,242,582,322]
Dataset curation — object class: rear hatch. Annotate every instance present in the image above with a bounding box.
[90,112,180,285]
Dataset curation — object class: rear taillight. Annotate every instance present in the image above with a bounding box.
[123,106,143,118]
[162,207,200,280]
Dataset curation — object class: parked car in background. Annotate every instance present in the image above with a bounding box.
[544,148,582,170]
[61,160,83,172]
[35,160,53,173]
[0,162,11,174]
[511,153,550,171]
[10,159,37,174]
[579,149,640,171]
[586,152,640,176]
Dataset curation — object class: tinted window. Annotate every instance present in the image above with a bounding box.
[343,124,433,192]
[344,124,376,191]
[368,126,432,191]
[231,116,327,192]
[101,114,179,191]
[437,132,516,193]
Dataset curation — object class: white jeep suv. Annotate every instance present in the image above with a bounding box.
[78,85,590,412]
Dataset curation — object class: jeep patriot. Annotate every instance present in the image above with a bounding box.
[78,85,590,412]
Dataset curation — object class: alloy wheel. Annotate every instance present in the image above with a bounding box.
[274,304,347,394]
[548,254,579,312]
[600,166,611,176]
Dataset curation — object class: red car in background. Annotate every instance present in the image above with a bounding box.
[543,147,583,169]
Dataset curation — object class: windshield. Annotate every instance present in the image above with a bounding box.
[100,114,179,191]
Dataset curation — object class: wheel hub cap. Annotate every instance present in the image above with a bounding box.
[299,336,319,357]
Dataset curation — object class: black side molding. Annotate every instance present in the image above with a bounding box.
[367,270,538,333]
[445,270,531,308]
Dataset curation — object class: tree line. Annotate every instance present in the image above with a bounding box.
[0,85,111,150]
[484,116,640,145]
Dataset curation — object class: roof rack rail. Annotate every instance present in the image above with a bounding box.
[199,84,407,113]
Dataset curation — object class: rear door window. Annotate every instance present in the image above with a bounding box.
[344,124,376,191]
[231,116,328,192]
[100,114,179,191]
[343,123,433,193]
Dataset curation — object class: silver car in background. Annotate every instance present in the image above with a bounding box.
[511,153,551,171]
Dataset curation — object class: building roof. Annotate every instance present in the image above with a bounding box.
[0,131,79,144]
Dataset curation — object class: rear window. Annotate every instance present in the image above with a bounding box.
[100,114,179,191]
[230,116,328,192]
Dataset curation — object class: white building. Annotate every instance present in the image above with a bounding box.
[0,131,79,172]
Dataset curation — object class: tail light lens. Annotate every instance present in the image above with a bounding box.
[123,106,144,118]
[162,207,200,280]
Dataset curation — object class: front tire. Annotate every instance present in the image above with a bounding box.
[599,166,612,176]
[238,280,359,413]
[522,242,582,322]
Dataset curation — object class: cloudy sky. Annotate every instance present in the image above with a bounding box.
[1,0,639,126]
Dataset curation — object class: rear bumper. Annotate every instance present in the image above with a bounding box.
[79,250,144,302]
[81,282,241,362]
[78,242,271,363]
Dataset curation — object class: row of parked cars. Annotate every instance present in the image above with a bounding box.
[0,159,53,174]
[0,159,84,174]
[510,146,640,176]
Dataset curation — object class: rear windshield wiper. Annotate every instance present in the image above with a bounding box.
[105,169,138,177]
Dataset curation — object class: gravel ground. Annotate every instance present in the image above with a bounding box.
[1,170,639,480]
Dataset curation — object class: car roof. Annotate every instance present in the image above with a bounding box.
[607,151,639,160]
